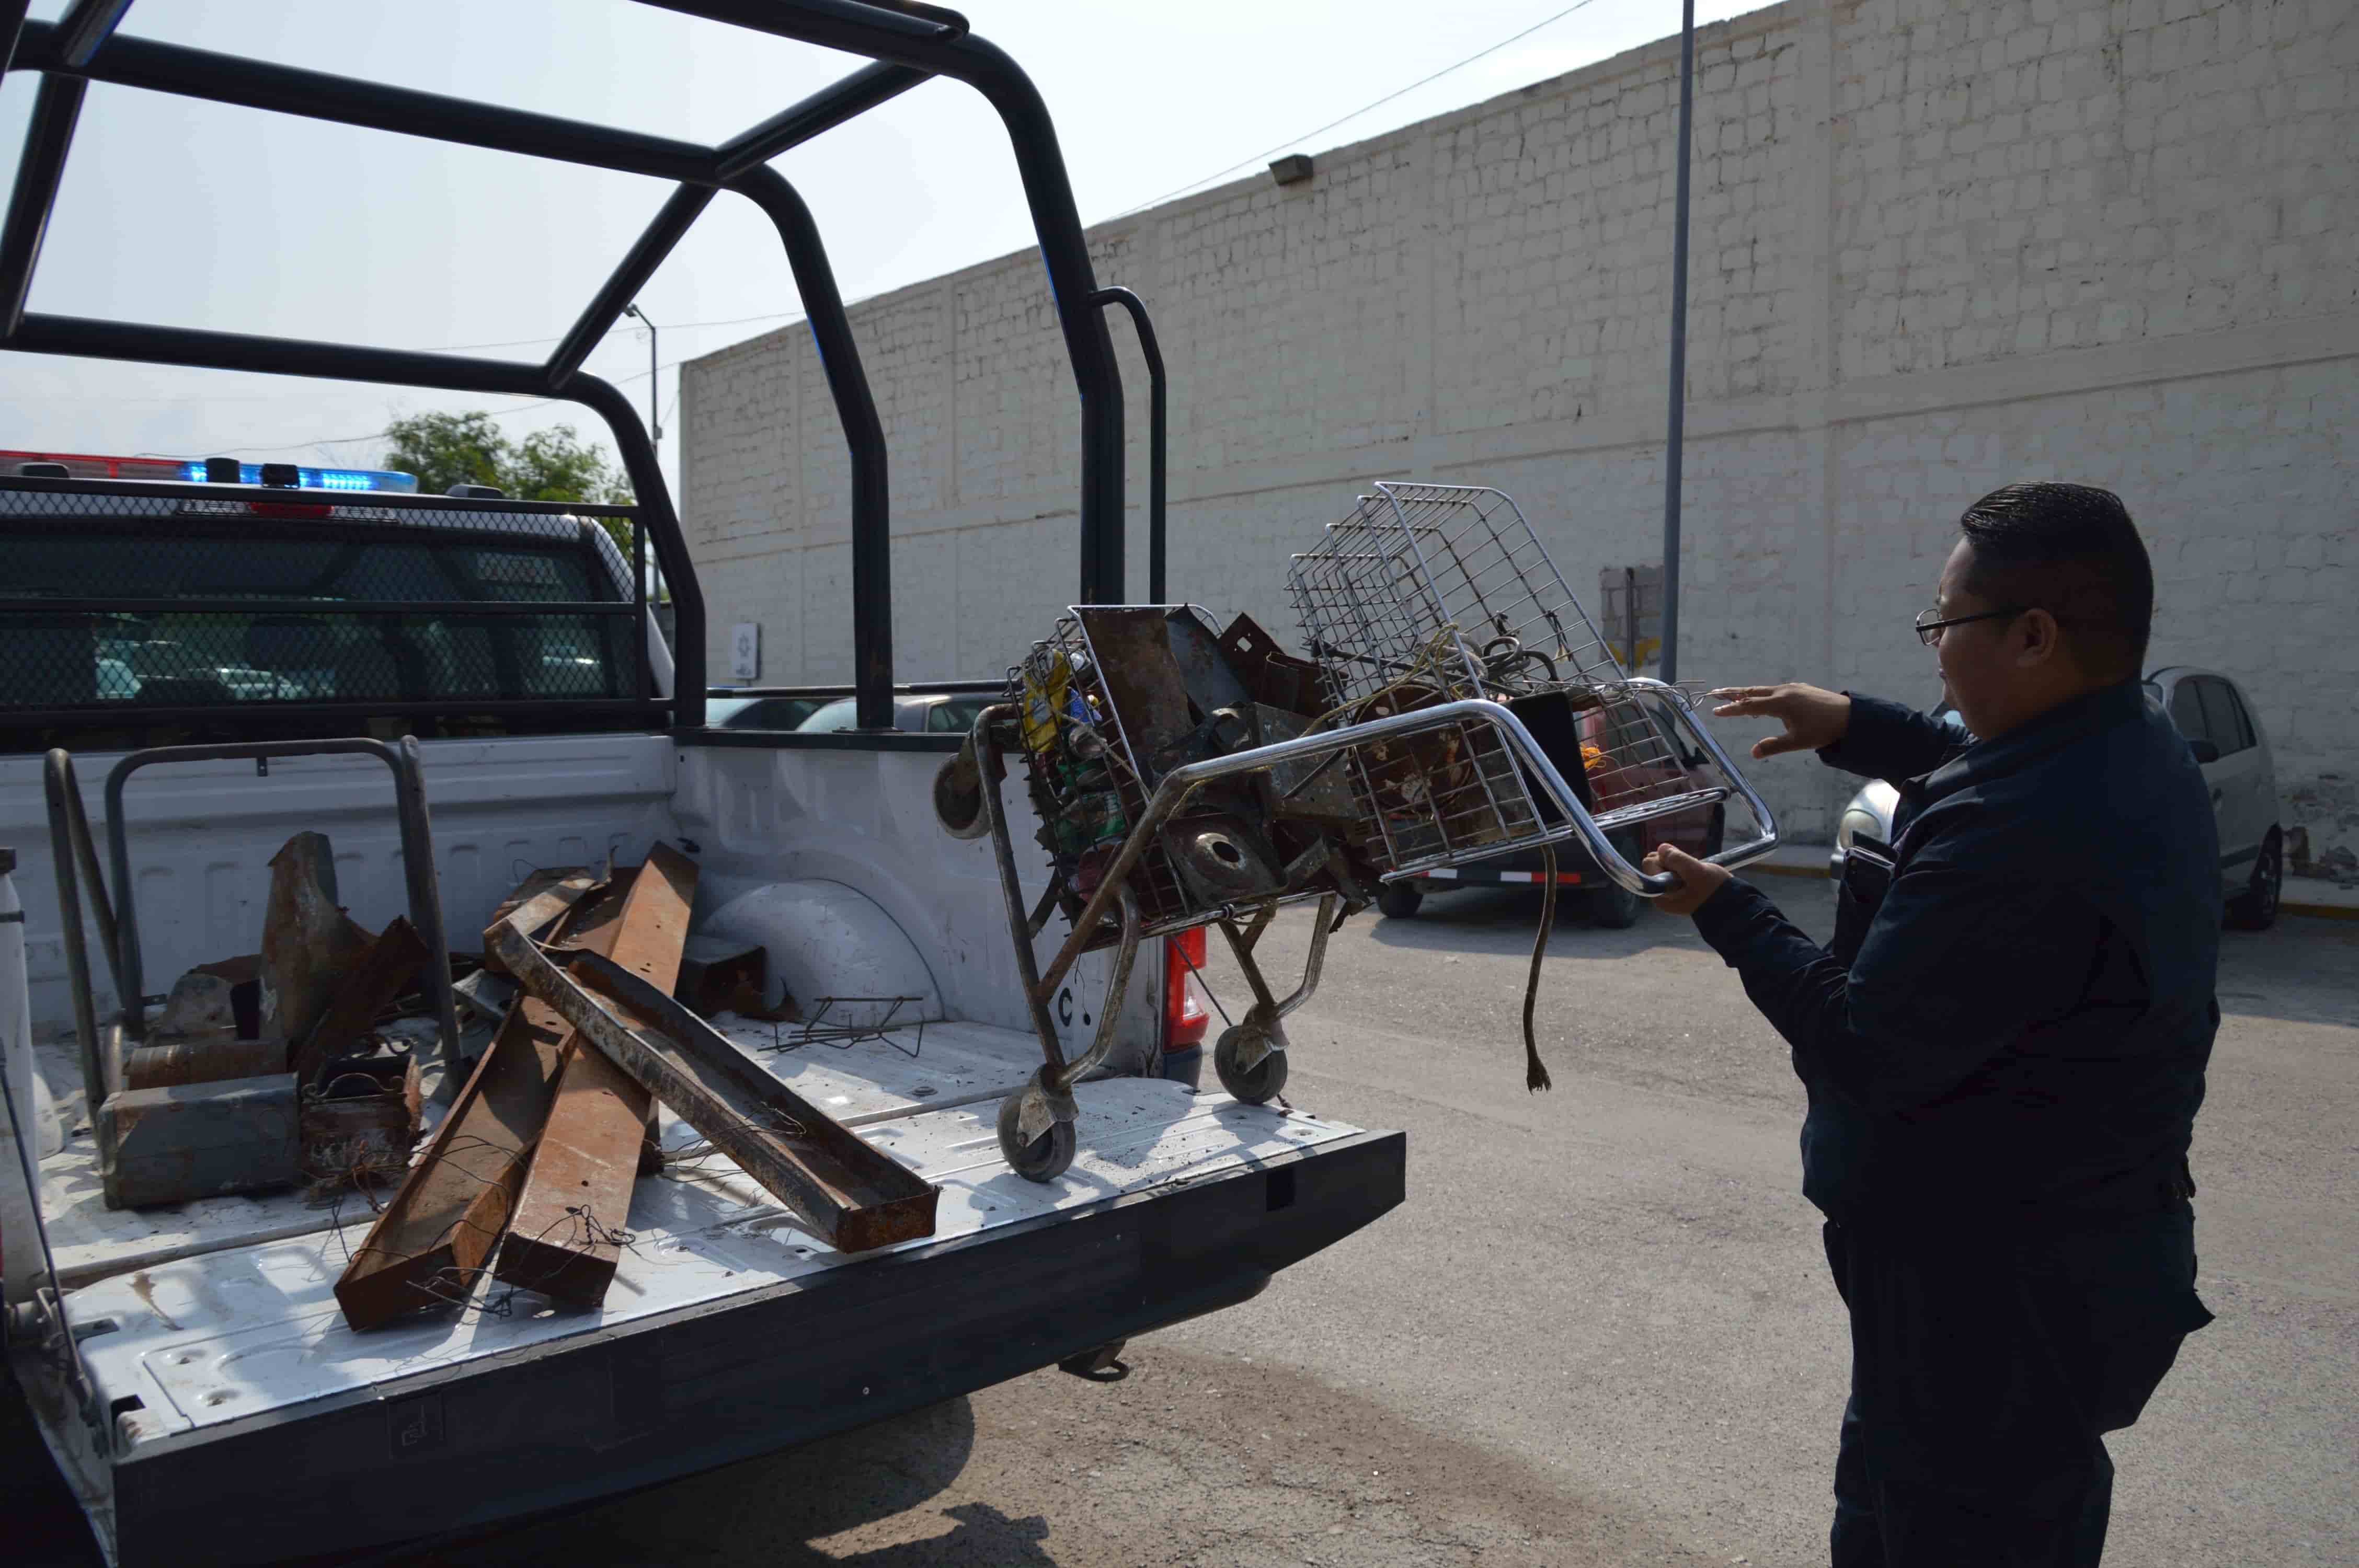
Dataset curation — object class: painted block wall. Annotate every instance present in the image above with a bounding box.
[682,0,2357,862]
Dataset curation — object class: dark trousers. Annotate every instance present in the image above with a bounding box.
[1822,1215,2201,1568]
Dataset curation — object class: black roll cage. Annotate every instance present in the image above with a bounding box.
[0,0,1167,731]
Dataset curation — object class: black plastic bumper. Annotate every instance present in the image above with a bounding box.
[102,1127,1406,1566]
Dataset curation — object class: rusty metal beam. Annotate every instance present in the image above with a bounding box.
[481,867,597,975]
[494,844,696,1307]
[493,927,939,1254]
[332,872,619,1330]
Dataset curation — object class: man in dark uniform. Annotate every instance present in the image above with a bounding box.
[1642,483,2215,1566]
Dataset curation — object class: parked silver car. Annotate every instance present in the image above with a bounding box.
[794,691,996,735]
[1828,668,2283,929]
[700,691,992,734]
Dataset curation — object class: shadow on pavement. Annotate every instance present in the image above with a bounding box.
[0,1369,1014,1568]
[1363,873,1838,959]
[428,1397,1006,1566]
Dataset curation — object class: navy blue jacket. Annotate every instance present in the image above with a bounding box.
[1693,681,2220,1239]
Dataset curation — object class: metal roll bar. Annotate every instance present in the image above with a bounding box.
[101,738,463,1088]
[40,751,121,1169]
[2,1,1151,731]
[1089,287,1168,602]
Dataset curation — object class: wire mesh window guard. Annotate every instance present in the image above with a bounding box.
[0,479,649,731]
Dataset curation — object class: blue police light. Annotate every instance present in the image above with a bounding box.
[182,460,420,493]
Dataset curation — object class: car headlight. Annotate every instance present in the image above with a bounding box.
[1836,805,1884,852]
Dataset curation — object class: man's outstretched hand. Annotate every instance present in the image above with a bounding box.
[1709,683,1853,760]
[1642,843,1731,917]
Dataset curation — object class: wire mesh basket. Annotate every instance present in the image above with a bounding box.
[1287,481,1751,871]
[1005,605,1368,937]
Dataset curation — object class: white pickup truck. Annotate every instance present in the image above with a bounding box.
[0,472,1403,1565]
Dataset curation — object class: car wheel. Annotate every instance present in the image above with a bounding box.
[1376,883,1423,919]
[1587,833,1644,929]
[2227,831,2283,931]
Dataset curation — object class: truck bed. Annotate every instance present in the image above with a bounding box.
[20,1016,1401,1566]
[7,730,1402,1565]
[40,1016,1361,1408]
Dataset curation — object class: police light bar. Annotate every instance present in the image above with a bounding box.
[179,459,419,493]
[0,447,418,492]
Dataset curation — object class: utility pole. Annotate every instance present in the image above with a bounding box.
[1661,0,1695,685]
[623,302,660,442]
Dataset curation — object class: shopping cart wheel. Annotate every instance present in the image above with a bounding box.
[1376,882,1423,919]
[1214,1023,1289,1103]
[997,1091,1078,1182]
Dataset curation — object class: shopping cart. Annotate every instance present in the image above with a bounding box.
[1286,481,1779,879]
[937,488,1776,1182]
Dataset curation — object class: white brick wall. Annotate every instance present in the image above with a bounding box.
[683,0,2359,866]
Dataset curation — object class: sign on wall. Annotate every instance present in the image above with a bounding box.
[730,622,760,682]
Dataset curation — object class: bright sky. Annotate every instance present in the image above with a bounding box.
[0,0,1761,493]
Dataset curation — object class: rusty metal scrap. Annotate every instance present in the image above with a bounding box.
[493,845,697,1308]
[104,1075,300,1208]
[480,867,598,976]
[675,937,781,1020]
[1078,606,1200,782]
[491,927,939,1255]
[1217,610,1336,716]
[290,915,430,1083]
[330,987,570,1327]
[331,870,617,1330]
[258,831,377,1046]
[190,954,264,1039]
[123,1037,286,1090]
[301,1053,422,1196]
[152,970,239,1041]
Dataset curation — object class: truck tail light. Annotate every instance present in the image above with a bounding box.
[1162,928,1211,1053]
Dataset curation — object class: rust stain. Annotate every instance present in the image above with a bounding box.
[128,1271,181,1331]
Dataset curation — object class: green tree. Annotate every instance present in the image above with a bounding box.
[383,411,634,504]
[382,410,637,556]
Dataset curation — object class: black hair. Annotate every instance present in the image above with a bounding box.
[1957,482,2153,681]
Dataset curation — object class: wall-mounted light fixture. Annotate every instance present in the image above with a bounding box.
[1268,154,1314,187]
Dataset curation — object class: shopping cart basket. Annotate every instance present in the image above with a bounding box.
[1286,480,1779,881]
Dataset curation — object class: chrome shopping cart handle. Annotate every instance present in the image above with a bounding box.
[1595,677,1784,892]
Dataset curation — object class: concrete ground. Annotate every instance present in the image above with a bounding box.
[9,880,2354,1565]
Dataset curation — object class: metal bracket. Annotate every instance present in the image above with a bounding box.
[1013,1066,1079,1146]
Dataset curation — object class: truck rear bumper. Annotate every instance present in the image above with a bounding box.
[87,1127,1402,1566]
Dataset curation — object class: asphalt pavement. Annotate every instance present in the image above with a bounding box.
[10,879,2353,1565]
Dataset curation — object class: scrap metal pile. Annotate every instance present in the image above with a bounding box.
[941,482,1777,1181]
[337,846,935,1329]
[42,740,941,1335]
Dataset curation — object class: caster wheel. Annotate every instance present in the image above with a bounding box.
[1213,1024,1289,1104]
[996,1092,1077,1182]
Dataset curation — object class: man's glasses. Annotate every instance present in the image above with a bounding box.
[1914,606,2026,646]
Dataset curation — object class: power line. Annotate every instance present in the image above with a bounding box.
[417,306,809,355]
[1110,0,1606,221]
